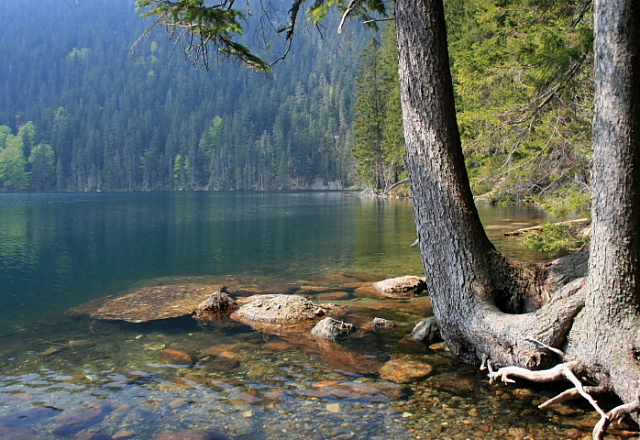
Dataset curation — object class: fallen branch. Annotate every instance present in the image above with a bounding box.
[504,218,590,237]
[383,178,410,195]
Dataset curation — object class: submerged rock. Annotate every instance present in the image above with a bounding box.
[77,284,225,323]
[0,406,61,428]
[311,317,356,342]
[198,350,241,371]
[0,427,38,440]
[426,372,478,395]
[153,430,231,440]
[314,338,387,375]
[261,341,297,352]
[371,317,398,332]
[158,349,196,366]
[379,358,434,383]
[373,276,427,298]
[52,401,112,437]
[39,345,67,356]
[411,317,441,343]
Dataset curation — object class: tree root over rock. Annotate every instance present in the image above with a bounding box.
[484,359,640,439]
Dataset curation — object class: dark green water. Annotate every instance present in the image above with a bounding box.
[0,192,420,331]
[1,192,618,440]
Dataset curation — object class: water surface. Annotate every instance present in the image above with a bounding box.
[0,192,622,440]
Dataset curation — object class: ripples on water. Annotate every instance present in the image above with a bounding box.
[0,193,633,439]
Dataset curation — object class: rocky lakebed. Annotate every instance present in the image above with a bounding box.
[0,272,637,440]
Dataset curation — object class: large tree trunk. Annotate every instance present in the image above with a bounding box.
[567,0,640,407]
[395,0,640,430]
[395,0,582,368]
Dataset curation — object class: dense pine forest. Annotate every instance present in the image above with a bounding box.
[354,0,593,213]
[0,0,594,206]
[0,0,367,192]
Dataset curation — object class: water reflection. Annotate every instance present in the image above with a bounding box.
[0,193,611,440]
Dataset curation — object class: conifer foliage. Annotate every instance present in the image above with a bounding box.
[351,0,593,201]
[0,0,364,192]
[352,24,406,191]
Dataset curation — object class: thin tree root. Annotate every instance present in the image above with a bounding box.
[484,360,637,438]
[593,395,640,440]
[489,361,607,417]
[538,385,607,409]
[488,361,640,438]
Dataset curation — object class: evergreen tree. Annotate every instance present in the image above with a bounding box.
[447,0,593,201]
[353,37,387,190]
[353,25,407,191]
[28,143,56,192]
[0,0,365,192]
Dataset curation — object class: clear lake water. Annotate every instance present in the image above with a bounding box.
[0,191,634,440]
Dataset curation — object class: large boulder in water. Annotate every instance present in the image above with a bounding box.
[354,275,427,299]
[232,294,339,323]
[372,275,427,298]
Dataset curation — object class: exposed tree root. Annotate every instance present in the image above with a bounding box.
[486,360,640,439]
[593,396,640,440]
[538,385,608,409]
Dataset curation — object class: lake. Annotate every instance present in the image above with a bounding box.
[0,192,609,440]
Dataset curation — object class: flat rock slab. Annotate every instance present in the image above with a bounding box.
[78,284,225,323]
[425,372,478,395]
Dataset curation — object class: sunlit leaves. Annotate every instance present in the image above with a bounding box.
[0,133,29,190]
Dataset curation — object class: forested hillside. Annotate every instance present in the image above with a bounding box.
[0,0,366,192]
[353,0,593,211]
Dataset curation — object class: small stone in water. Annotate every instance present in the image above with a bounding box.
[39,346,66,356]
[158,349,196,366]
[169,398,188,409]
[326,403,341,413]
[113,430,136,439]
[68,340,95,348]
[379,358,433,383]
[428,342,449,351]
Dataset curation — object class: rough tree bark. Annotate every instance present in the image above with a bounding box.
[395,0,640,435]
[567,0,640,413]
